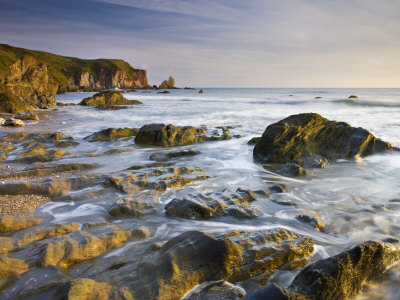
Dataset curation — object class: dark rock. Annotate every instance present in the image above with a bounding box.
[79,91,142,107]
[243,283,306,300]
[157,90,170,94]
[15,111,39,121]
[269,184,287,193]
[279,163,310,177]
[109,192,159,218]
[149,150,199,162]
[348,95,358,99]
[184,87,196,90]
[186,281,246,300]
[0,55,58,113]
[314,97,322,99]
[296,214,324,231]
[165,188,261,220]
[159,76,175,89]
[253,113,393,163]
[199,89,204,93]
[289,241,400,299]
[248,137,261,145]
[84,127,139,142]
[134,229,313,299]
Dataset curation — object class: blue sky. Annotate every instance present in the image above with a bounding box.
[0,0,399,87]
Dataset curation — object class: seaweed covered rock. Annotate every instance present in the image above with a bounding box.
[135,124,231,147]
[254,113,393,163]
[289,241,400,299]
[0,55,58,113]
[79,91,142,107]
[134,229,313,299]
[84,127,139,142]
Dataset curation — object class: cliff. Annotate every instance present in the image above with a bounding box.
[0,44,150,94]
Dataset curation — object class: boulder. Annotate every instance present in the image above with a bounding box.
[0,55,58,113]
[253,113,393,163]
[199,89,204,94]
[79,91,142,107]
[4,117,25,127]
[15,111,39,121]
[289,241,400,299]
[84,127,139,142]
[348,95,358,99]
[159,76,175,89]
[0,117,5,125]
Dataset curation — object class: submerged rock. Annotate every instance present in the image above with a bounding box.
[296,214,324,231]
[254,113,393,164]
[149,150,199,162]
[79,91,142,107]
[243,283,306,300]
[289,241,400,299]
[134,229,313,299]
[279,162,310,177]
[84,127,139,142]
[165,188,261,219]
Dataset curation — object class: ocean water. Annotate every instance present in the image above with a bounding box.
[32,88,400,297]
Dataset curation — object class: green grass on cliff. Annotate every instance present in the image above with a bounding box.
[0,44,142,84]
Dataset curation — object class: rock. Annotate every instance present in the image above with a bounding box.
[104,166,209,194]
[0,55,58,113]
[84,127,139,142]
[314,96,322,99]
[165,188,261,220]
[243,283,306,300]
[68,278,114,300]
[253,113,393,164]
[0,215,43,232]
[159,76,175,89]
[79,91,142,107]
[109,192,159,218]
[0,256,30,290]
[149,150,199,162]
[279,163,310,177]
[289,241,400,299]
[348,95,358,99]
[4,117,25,127]
[248,137,261,145]
[199,89,204,93]
[157,90,170,94]
[186,281,246,300]
[184,87,196,90]
[296,214,324,231]
[0,117,6,125]
[15,111,39,121]
[269,184,287,193]
[134,229,313,299]
[135,124,232,147]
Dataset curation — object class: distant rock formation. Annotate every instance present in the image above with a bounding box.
[0,55,58,113]
[159,76,175,89]
[79,91,142,108]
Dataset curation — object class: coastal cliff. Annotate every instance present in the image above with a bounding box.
[0,44,150,110]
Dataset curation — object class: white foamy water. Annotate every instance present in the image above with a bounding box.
[35,88,400,298]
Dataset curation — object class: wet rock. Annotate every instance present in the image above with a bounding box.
[85,148,134,157]
[279,163,310,177]
[186,281,246,300]
[104,166,209,194]
[184,87,195,90]
[68,278,114,300]
[4,117,25,127]
[109,192,160,218]
[289,241,400,299]
[97,105,130,110]
[157,90,170,94]
[253,113,393,164]
[135,123,231,147]
[0,55,58,113]
[79,91,143,107]
[0,144,16,152]
[0,215,43,232]
[15,111,39,121]
[243,283,306,300]
[315,96,322,99]
[269,184,287,193]
[134,229,313,299]
[248,137,261,145]
[165,188,261,220]
[0,237,14,254]
[296,214,324,231]
[199,89,204,93]
[84,127,139,142]
[0,117,5,125]
[348,95,358,99]
[150,150,199,162]
[0,256,29,290]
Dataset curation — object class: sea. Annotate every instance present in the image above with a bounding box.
[33,88,400,298]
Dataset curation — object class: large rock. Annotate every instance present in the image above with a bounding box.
[289,241,400,299]
[84,127,139,142]
[79,91,142,107]
[0,55,58,113]
[253,113,393,163]
[134,229,313,299]
[159,76,175,89]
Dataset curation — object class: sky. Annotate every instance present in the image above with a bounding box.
[0,0,399,87]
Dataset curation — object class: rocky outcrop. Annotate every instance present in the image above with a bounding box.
[0,55,58,113]
[79,91,142,107]
[135,124,232,147]
[254,113,393,164]
[159,76,175,89]
[289,241,400,299]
